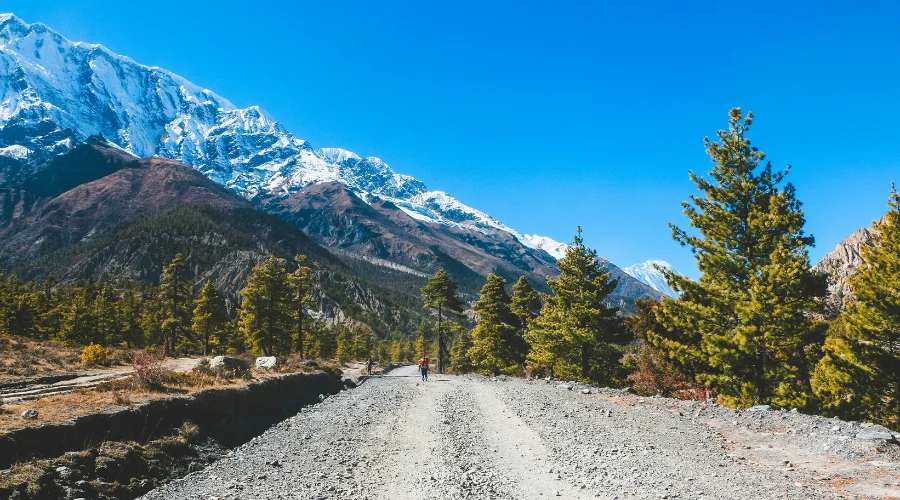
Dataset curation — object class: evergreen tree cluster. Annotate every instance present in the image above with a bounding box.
[427,229,631,384]
[0,253,399,363]
[627,109,899,428]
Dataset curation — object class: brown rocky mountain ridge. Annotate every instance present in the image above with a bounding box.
[0,140,662,315]
[0,141,431,334]
[258,181,662,305]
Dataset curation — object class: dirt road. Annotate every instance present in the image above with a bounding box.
[143,366,900,499]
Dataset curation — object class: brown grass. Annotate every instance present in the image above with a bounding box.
[0,336,133,381]
[0,362,308,433]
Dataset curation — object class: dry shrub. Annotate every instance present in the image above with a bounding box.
[0,337,82,378]
[94,378,132,392]
[625,343,712,401]
[130,348,173,390]
[177,420,200,445]
[112,390,132,406]
[316,360,342,378]
[277,354,318,374]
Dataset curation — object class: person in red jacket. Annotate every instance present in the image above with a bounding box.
[418,356,430,381]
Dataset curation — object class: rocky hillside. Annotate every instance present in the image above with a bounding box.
[259,182,558,292]
[812,220,881,311]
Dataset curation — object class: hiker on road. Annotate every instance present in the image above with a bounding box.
[418,356,430,381]
[365,357,373,376]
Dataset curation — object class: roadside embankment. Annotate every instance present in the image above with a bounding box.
[0,370,344,499]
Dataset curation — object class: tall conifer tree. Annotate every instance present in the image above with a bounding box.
[657,108,824,408]
[511,276,541,329]
[421,268,463,373]
[526,228,628,384]
[239,256,292,356]
[468,274,520,374]
[193,281,225,355]
[289,255,315,358]
[159,254,192,356]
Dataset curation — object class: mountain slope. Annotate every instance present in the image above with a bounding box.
[0,14,564,253]
[0,13,665,308]
[623,260,679,298]
[259,181,559,295]
[0,143,427,335]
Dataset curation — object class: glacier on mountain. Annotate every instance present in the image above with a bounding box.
[623,260,679,298]
[0,13,566,257]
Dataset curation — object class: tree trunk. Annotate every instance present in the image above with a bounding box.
[581,342,590,381]
[297,308,304,359]
[438,303,444,374]
[203,323,209,356]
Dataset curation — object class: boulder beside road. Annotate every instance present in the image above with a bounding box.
[256,357,277,370]
[209,356,250,372]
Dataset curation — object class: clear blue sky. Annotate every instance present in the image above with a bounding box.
[7,1,899,278]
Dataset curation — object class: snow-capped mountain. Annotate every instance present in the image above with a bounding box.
[519,234,569,260]
[623,260,679,298]
[0,13,564,255]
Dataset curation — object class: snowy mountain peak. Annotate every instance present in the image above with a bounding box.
[623,260,679,298]
[319,148,361,163]
[0,14,576,271]
[519,234,569,260]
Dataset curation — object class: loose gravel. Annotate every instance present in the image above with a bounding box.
[143,366,900,499]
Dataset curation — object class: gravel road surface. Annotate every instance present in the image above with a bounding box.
[143,366,900,499]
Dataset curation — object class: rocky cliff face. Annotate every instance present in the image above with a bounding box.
[812,221,881,311]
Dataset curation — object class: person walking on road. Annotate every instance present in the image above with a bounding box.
[418,356,430,381]
[365,357,373,376]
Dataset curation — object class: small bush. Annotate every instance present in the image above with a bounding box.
[177,421,200,445]
[112,390,131,406]
[131,348,172,390]
[94,378,132,392]
[624,343,711,401]
[81,343,108,367]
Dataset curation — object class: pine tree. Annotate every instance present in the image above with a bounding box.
[59,287,93,345]
[159,254,193,356]
[336,325,353,362]
[36,275,58,340]
[813,187,900,427]
[421,268,464,374]
[525,228,629,384]
[511,276,540,330]
[376,339,392,363]
[352,325,374,360]
[118,288,144,348]
[1,275,39,338]
[140,288,166,349]
[93,284,120,346]
[415,330,428,359]
[193,281,225,355]
[468,274,520,374]
[289,254,315,358]
[451,328,475,373]
[657,108,825,409]
[239,256,293,356]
